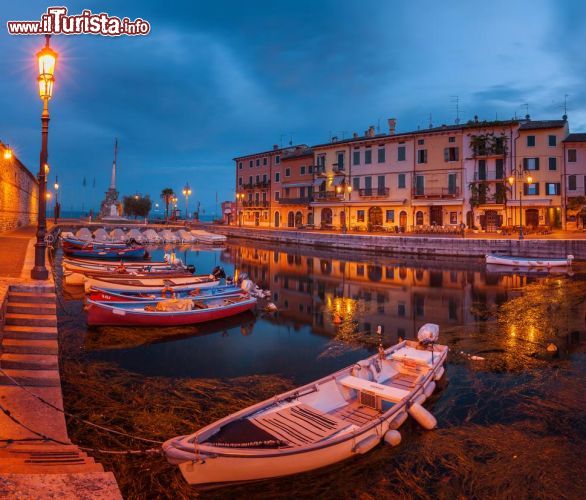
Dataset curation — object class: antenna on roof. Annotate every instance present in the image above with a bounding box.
[562,94,569,120]
[377,118,381,133]
[428,113,433,129]
[522,103,529,119]
[289,135,293,146]
[450,96,460,124]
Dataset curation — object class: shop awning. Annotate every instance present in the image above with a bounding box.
[313,178,325,188]
[332,176,345,187]
[282,181,313,188]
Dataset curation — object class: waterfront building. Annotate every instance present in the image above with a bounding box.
[273,146,314,228]
[232,114,583,232]
[563,133,586,229]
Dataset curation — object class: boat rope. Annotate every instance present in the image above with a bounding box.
[0,367,163,445]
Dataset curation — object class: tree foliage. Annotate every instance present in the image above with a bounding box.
[160,188,174,221]
[123,195,152,218]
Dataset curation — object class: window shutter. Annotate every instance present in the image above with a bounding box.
[556,183,561,195]
[424,150,428,163]
[535,183,540,195]
[523,158,528,169]
[454,148,459,161]
[444,148,449,162]
[535,158,539,170]
[523,183,528,196]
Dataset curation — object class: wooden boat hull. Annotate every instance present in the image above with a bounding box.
[63,246,146,260]
[88,285,241,302]
[86,296,256,326]
[485,254,573,267]
[64,269,192,286]
[83,276,219,293]
[163,337,448,486]
[62,237,127,249]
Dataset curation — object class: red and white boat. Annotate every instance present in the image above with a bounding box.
[86,293,257,326]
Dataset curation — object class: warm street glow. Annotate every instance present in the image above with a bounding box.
[3,148,12,160]
[46,192,52,199]
[54,182,59,190]
[527,175,533,184]
[44,163,50,174]
[37,37,57,100]
[508,175,514,185]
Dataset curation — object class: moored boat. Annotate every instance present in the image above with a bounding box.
[190,229,227,245]
[88,284,242,302]
[485,254,574,267]
[63,267,194,286]
[63,246,147,260]
[163,324,447,486]
[62,236,128,249]
[86,293,257,326]
[83,274,220,293]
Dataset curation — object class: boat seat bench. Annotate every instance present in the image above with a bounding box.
[338,375,410,403]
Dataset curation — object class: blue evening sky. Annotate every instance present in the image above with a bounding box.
[1,1,584,214]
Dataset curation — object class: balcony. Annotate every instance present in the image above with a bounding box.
[278,196,313,205]
[241,181,270,190]
[358,187,390,198]
[242,200,269,208]
[313,191,342,202]
[412,187,461,199]
[473,171,505,182]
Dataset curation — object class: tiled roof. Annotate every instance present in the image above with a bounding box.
[519,120,567,130]
[282,146,313,159]
[233,144,308,161]
[563,133,586,142]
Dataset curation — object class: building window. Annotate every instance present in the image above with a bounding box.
[308,165,313,174]
[448,173,457,194]
[255,175,260,184]
[568,175,577,190]
[256,159,260,166]
[378,148,385,163]
[364,149,372,164]
[450,211,457,224]
[449,136,456,143]
[548,135,556,147]
[275,172,280,182]
[275,155,280,164]
[285,168,291,177]
[524,182,539,195]
[386,210,395,223]
[353,177,360,191]
[546,183,560,195]
[357,265,364,276]
[523,158,539,170]
[300,187,305,197]
[397,303,406,317]
[248,176,253,185]
[417,149,428,164]
[263,157,267,166]
[357,210,365,222]
[353,150,360,166]
[495,159,504,179]
[300,166,306,175]
[527,135,536,147]
[549,157,557,171]
[397,146,406,161]
[238,177,242,185]
[398,173,406,188]
[275,191,280,200]
[417,139,424,145]
[337,152,345,170]
[238,161,242,169]
[249,160,253,168]
[444,147,459,162]
[568,149,577,162]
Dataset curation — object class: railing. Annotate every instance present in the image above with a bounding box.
[412,187,461,199]
[473,171,505,181]
[241,181,270,190]
[358,187,390,198]
[242,200,269,208]
[313,191,342,201]
[241,183,254,189]
[277,196,313,205]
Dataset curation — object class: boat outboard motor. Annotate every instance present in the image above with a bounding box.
[211,266,226,279]
[417,323,439,346]
[240,278,254,293]
[237,272,248,284]
[186,264,196,274]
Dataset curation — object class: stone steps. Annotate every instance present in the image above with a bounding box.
[7,302,57,315]
[0,461,104,474]
[2,325,58,340]
[7,291,56,304]
[1,338,58,355]
[8,284,55,294]
[0,353,59,370]
[5,313,57,328]
[0,368,60,387]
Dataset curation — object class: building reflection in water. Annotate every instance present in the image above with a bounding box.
[222,243,531,346]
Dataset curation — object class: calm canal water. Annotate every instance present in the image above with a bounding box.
[55,240,586,499]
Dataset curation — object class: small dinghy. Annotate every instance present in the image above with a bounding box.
[75,228,93,241]
[177,229,196,243]
[93,228,111,242]
[190,229,227,245]
[163,324,447,486]
[62,258,187,274]
[63,267,194,287]
[126,228,145,243]
[63,246,146,260]
[143,229,163,243]
[83,274,220,293]
[86,292,256,326]
[485,254,574,267]
[61,236,127,249]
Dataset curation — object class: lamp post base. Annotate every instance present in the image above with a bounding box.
[30,242,49,280]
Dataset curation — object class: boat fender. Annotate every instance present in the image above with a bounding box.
[434,366,445,381]
[423,381,436,398]
[383,430,401,447]
[388,411,408,430]
[408,402,437,430]
[265,302,278,312]
[162,286,175,298]
[352,434,381,454]
[414,393,426,405]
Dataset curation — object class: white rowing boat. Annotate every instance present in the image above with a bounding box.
[83,275,220,293]
[163,324,447,486]
[485,254,574,267]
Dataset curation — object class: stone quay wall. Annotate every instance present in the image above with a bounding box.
[0,151,38,233]
[210,226,586,259]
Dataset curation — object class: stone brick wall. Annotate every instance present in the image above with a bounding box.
[0,144,38,233]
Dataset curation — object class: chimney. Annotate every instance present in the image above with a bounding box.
[331,136,338,142]
[388,118,397,135]
[353,132,359,138]
[368,126,375,137]
[273,144,279,150]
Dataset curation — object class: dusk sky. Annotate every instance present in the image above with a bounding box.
[1,1,585,215]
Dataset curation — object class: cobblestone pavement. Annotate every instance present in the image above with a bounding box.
[0,226,36,278]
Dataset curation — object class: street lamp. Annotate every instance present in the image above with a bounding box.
[508,166,533,240]
[336,184,352,233]
[32,35,57,280]
[182,182,192,219]
[53,175,60,222]
[235,192,245,227]
[3,146,12,160]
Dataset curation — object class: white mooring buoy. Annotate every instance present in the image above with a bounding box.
[408,402,437,430]
[384,429,402,446]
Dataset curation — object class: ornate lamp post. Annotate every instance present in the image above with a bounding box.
[182,183,192,219]
[508,166,533,240]
[31,35,57,280]
[236,192,244,227]
[336,184,352,233]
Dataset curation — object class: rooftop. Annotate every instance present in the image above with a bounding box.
[519,119,567,130]
[233,144,308,161]
[563,133,586,143]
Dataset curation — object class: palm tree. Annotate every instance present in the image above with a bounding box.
[160,188,174,221]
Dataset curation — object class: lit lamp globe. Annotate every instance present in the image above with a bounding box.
[508,176,514,186]
[3,147,12,160]
[37,41,57,100]
[527,175,533,185]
